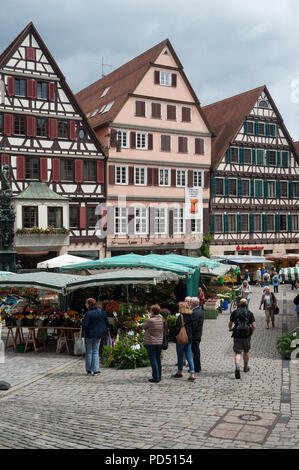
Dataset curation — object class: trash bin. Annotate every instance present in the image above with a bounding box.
[222,300,229,311]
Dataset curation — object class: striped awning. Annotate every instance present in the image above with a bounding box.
[279,268,299,282]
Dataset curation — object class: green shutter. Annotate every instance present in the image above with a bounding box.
[264,180,268,198]
[249,214,255,233]
[210,214,215,234]
[237,214,242,233]
[262,214,268,233]
[226,147,232,163]
[239,148,244,164]
[289,181,294,199]
[254,122,259,135]
[288,214,293,232]
[225,178,230,196]
[250,179,255,197]
[223,214,229,233]
[275,214,281,232]
[282,151,289,168]
[271,124,276,137]
[266,151,270,166]
[276,151,281,167]
[276,181,281,198]
[212,177,217,196]
[257,149,264,165]
[251,149,256,165]
[238,179,242,197]
[265,124,271,137]
[243,122,248,134]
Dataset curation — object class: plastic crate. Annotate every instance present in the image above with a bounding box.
[204,309,218,320]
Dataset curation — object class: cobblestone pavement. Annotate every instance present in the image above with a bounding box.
[0,285,298,449]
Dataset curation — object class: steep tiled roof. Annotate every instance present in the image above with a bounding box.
[294,142,299,154]
[202,86,265,167]
[76,39,213,135]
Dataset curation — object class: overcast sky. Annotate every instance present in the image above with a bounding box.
[1,0,299,139]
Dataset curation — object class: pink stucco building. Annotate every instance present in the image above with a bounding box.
[76,39,213,256]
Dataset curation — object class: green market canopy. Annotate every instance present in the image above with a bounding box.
[279,268,299,282]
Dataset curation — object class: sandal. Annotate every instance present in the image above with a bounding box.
[172,373,183,378]
[188,376,195,381]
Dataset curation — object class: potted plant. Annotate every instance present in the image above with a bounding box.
[35,314,47,327]
[277,331,299,360]
[16,314,24,327]
[25,313,35,327]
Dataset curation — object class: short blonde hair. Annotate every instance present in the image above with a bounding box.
[239,298,248,308]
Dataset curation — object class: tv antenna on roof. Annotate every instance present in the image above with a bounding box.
[101,57,112,78]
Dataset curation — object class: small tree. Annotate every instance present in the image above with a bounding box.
[197,232,214,259]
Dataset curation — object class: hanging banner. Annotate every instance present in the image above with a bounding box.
[185,187,203,220]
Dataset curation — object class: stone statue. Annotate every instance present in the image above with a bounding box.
[0,164,15,251]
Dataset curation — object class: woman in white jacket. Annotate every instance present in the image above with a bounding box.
[235,281,252,308]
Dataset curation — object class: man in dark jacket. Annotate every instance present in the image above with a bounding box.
[190,297,204,373]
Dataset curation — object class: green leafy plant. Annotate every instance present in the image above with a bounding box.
[102,337,150,369]
[277,331,299,359]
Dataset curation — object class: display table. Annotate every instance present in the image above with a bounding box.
[3,326,81,354]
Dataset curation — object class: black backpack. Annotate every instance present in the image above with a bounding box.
[233,309,252,339]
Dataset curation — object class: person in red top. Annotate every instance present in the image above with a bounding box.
[198,288,205,307]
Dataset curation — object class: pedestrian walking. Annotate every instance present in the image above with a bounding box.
[228,298,256,379]
[190,297,204,373]
[259,287,278,329]
[142,304,164,383]
[173,309,195,381]
[234,280,252,308]
[82,298,110,375]
[263,271,270,287]
[244,269,250,282]
[272,271,280,293]
[291,279,297,291]
[255,267,262,286]
[198,288,205,307]
[261,267,266,287]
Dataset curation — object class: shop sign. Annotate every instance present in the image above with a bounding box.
[237,245,264,251]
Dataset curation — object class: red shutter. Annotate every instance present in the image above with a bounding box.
[27,79,37,98]
[16,156,25,180]
[171,169,176,187]
[167,105,176,120]
[204,171,210,189]
[147,168,153,186]
[7,77,15,96]
[26,116,36,137]
[79,206,87,229]
[49,118,58,139]
[171,74,177,87]
[188,170,193,188]
[26,47,36,61]
[4,114,13,135]
[129,166,134,185]
[153,168,159,186]
[109,165,115,185]
[110,129,117,147]
[195,138,204,155]
[97,160,104,183]
[148,133,153,150]
[69,121,76,141]
[200,139,205,155]
[130,131,136,149]
[52,159,61,182]
[1,154,11,167]
[48,82,55,101]
[154,71,160,84]
[75,160,83,183]
[40,158,48,182]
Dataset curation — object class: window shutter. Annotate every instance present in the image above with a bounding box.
[264,180,268,198]
[97,160,104,183]
[171,74,177,87]
[226,147,231,163]
[195,138,204,155]
[40,158,48,182]
[188,170,193,188]
[257,149,264,165]
[48,82,55,101]
[153,168,159,186]
[4,114,13,135]
[210,214,215,234]
[16,156,25,180]
[171,169,176,187]
[26,47,35,61]
[289,181,294,199]
[239,148,245,164]
[251,149,256,165]
[265,124,271,137]
[135,101,145,117]
[243,122,248,134]
[148,133,153,150]
[276,151,281,167]
[110,129,117,147]
[1,154,11,167]
[262,214,268,233]
[250,179,255,197]
[282,151,289,168]
[212,177,217,196]
[147,168,153,186]
[167,105,176,120]
[276,181,281,198]
[266,151,270,166]
[79,206,87,229]
[74,160,83,183]
[27,79,37,98]
[202,170,209,190]
[224,178,230,196]
[52,158,60,182]
[129,166,134,185]
[26,116,36,137]
[288,214,293,232]
[254,122,259,135]
[109,165,115,185]
[69,121,76,141]
[168,209,174,236]
[237,214,242,233]
[249,214,254,233]
[275,214,280,232]
[130,131,136,149]
[238,179,242,197]
[154,70,160,84]
[48,118,58,139]
[223,214,229,233]
[271,125,277,137]
[7,77,15,96]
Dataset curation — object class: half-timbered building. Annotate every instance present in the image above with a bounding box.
[76,39,213,256]
[202,86,299,257]
[0,23,106,267]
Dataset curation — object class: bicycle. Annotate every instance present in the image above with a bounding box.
[230,295,242,313]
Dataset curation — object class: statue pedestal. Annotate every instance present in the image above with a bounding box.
[0,251,16,272]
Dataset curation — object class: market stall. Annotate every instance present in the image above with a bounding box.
[36,253,90,269]
[279,267,299,282]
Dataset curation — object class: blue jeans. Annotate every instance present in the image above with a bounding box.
[145,345,162,381]
[85,338,101,373]
[176,343,195,373]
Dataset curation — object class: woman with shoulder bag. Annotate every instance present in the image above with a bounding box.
[173,311,195,381]
[142,304,164,383]
[259,287,277,329]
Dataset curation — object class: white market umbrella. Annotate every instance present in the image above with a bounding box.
[37,254,90,270]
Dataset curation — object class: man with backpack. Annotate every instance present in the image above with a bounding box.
[228,298,256,380]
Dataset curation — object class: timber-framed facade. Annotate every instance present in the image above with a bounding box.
[203,86,299,257]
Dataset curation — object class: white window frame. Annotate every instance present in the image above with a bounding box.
[242,179,250,197]
[136,132,148,150]
[159,71,172,87]
[228,214,236,232]
[246,121,254,135]
[115,165,128,185]
[176,169,187,188]
[214,215,222,233]
[230,147,239,163]
[191,218,202,234]
[116,130,129,148]
[268,180,276,198]
[159,168,170,187]
[241,214,249,233]
[254,214,262,232]
[281,181,288,198]
[294,181,299,198]
[215,178,224,196]
[292,214,299,231]
[193,170,203,188]
[114,207,128,235]
[154,207,167,235]
[244,148,252,165]
[173,207,185,234]
[135,207,148,235]
[269,150,277,166]
[134,166,147,186]
[229,178,238,196]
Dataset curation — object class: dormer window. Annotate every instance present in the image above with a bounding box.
[259,100,269,108]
